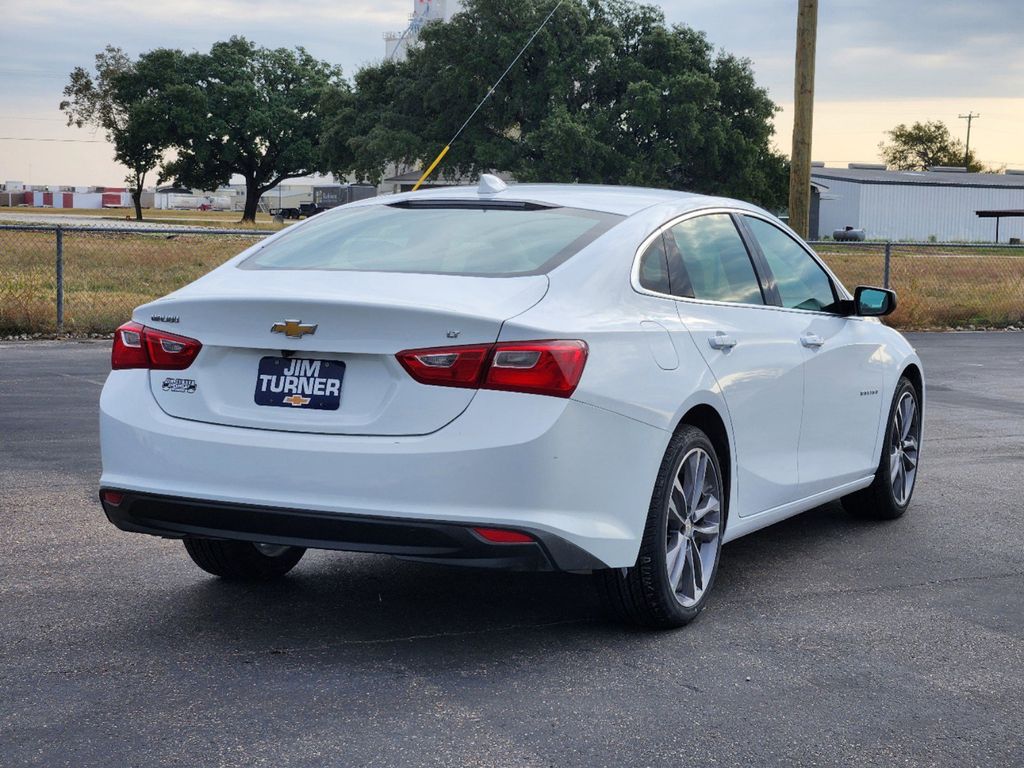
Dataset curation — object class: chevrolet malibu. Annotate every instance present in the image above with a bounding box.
[99,177,924,628]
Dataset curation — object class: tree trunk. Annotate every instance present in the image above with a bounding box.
[130,169,146,221]
[241,177,261,223]
[131,189,144,221]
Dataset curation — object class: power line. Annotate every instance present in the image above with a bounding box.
[448,0,564,148]
[0,69,65,78]
[411,0,566,191]
[0,136,105,143]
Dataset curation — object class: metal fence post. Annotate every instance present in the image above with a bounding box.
[55,226,64,334]
[883,241,891,289]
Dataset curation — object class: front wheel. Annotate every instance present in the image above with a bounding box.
[842,376,921,520]
[598,425,725,628]
[183,537,305,580]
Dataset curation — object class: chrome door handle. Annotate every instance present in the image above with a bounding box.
[800,333,825,348]
[708,332,737,350]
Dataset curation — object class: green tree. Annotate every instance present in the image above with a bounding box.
[322,0,788,208]
[60,46,166,221]
[879,120,983,172]
[150,37,343,222]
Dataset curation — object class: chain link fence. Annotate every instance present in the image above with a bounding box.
[1,225,268,335]
[810,241,1024,329]
[2,224,1023,335]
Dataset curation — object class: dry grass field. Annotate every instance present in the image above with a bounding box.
[1,227,1022,335]
[818,244,1024,329]
[0,229,265,334]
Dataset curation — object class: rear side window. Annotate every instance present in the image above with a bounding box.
[240,202,622,276]
[637,237,672,295]
[744,216,837,311]
[667,214,764,305]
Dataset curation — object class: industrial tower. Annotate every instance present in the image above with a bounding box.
[384,0,463,61]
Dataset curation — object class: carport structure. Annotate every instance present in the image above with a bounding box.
[976,209,1024,243]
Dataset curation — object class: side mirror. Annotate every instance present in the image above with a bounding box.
[855,286,897,317]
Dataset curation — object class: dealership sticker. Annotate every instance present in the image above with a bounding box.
[162,378,197,394]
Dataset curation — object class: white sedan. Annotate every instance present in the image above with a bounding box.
[98,177,924,628]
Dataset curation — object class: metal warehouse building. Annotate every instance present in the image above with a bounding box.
[811,166,1024,242]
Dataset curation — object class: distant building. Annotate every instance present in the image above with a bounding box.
[381,168,513,195]
[382,168,462,194]
[258,182,316,213]
[5,187,133,209]
[812,165,1024,242]
[153,186,237,212]
[384,0,462,61]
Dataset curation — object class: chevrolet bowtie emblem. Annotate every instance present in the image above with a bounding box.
[271,319,318,339]
[282,394,311,407]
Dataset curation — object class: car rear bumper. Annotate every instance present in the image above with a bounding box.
[100,490,604,571]
[99,370,669,569]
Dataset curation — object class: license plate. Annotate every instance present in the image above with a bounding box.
[254,357,344,410]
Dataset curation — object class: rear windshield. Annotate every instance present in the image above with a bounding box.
[239,202,622,276]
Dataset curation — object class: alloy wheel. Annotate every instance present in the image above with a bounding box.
[889,390,921,506]
[665,447,723,608]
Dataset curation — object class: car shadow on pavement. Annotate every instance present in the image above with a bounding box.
[124,500,879,660]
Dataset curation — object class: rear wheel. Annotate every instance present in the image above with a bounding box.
[182,537,305,580]
[842,376,921,520]
[598,425,725,628]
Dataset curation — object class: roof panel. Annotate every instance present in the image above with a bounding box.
[377,183,706,216]
[812,167,1024,189]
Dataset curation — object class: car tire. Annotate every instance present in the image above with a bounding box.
[182,537,305,580]
[597,425,726,629]
[841,376,921,521]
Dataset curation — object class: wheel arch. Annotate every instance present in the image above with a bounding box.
[674,403,732,532]
[900,362,924,400]
[897,359,926,435]
[868,355,924,472]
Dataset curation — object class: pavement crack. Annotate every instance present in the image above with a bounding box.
[222,617,595,658]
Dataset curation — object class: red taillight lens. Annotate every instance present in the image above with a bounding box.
[396,340,588,398]
[396,344,491,388]
[144,327,202,370]
[472,527,534,544]
[112,322,202,370]
[111,321,149,370]
[484,340,588,398]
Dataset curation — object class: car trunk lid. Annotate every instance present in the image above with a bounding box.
[138,269,548,435]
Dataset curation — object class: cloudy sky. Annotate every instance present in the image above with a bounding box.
[1,0,1021,186]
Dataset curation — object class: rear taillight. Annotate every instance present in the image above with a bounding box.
[111,321,149,369]
[395,344,491,389]
[112,321,202,370]
[396,340,588,398]
[485,341,588,397]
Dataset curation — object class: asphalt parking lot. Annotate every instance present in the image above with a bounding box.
[2,333,1022,767]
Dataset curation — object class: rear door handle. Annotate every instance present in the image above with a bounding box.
[800,333,825,348]
[708,332,737,350]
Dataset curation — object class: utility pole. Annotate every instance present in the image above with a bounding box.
[958,112,980,171]
[788,0,819,239]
